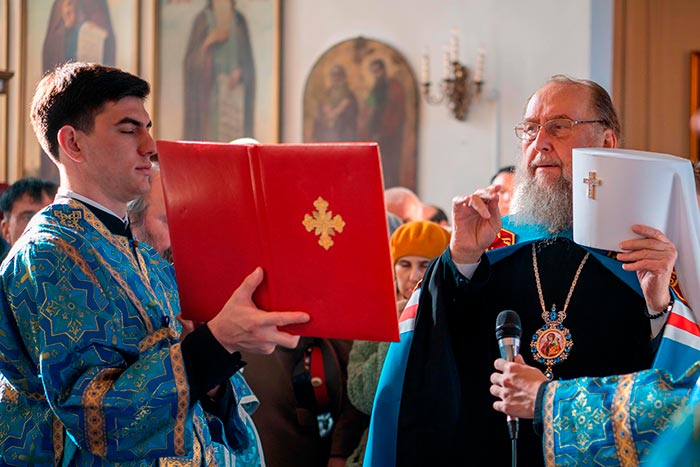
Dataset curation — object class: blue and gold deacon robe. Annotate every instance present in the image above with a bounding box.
[540,364,699,466]
[0,199,263,466]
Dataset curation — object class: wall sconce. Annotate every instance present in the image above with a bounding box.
[421,31,485,121]
[0,70,14,95]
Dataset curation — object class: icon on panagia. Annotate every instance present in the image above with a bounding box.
[303,197,346,250]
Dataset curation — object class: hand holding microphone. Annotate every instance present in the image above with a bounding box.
[492,311,549,432]
[495,310,522,441]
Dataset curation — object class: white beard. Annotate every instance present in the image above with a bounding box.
[508,157,573,234]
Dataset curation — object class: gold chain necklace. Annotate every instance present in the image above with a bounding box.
[529,243,589,380]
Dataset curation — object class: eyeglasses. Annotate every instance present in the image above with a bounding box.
[514,118,605,141]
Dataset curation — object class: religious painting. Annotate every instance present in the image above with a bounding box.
[690,51,700,163]
[536,330,564,359]
[303,37,418,191]
[155,0,280,144]
[19,0,139,183]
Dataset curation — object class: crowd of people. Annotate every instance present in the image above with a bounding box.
[0,59,698,467]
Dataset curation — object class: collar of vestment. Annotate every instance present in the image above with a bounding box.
[483,216,642,297]
[55,188,132,238]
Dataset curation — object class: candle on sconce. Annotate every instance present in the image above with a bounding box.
[449,29,459,63]
[421,51,430,84]
[443,47,451,79]
[474,47,486,83]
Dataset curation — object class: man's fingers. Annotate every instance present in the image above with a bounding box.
[467,194,490,218]
[241,266,264,290]
[619,225,672,251]
[275,333,302,349]
[262,311,311,327]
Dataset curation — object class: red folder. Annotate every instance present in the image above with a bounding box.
[156,141,399,342]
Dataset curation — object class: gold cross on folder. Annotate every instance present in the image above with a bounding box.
[303,197,346,250]
[583,171,602,199]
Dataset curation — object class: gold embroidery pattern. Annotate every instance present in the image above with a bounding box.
[302,197,346,250]
[554,385,609,449]
[53,236,101,286]
[138,327,179,353]
[498,228,516,247]
[170,344,189,456]
[193,416,210,466]
[158,434,201,467]
[55,210,83,231]
[52,414,64,467]
[95,253,156,335]
[75,201,163,332]
[670,269,689,306]
[83,367,121,457]
[543,380,558,467]
[612,374,639,467]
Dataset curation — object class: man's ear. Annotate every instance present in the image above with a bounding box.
[56,125,84,163]
[1,218,9,244]
[602,128,617,148]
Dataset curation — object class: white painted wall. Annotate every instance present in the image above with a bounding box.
[6,0,612,219]
[283,0,609,217]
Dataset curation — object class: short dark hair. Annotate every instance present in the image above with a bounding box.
[0,177,58,219]
[490,165,515,184]
[30,61,150,164]
[427,205,449,224]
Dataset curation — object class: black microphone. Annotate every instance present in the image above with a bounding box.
[495,310,521,441]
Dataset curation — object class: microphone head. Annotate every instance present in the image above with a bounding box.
[495,310,522,340]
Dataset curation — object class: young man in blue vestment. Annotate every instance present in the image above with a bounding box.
[365,75,693,467]
[0,61,310,466]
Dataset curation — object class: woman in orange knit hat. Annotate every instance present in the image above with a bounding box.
[390,220,452,303]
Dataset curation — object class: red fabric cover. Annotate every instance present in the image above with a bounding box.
[157,141,399,342]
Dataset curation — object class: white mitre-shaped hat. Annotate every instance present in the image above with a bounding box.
[572,147,700,318]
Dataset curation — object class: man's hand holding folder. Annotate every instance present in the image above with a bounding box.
[207,267,310,354]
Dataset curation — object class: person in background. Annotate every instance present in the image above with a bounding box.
[0,61,309,466]
[364,74,687,467]
[421,203,450,228]
[345,220,451,467]
[386,211,403,236]
[128,161,172,263]
[389,221,452,305]
[384,186,422,223]
[0,177,57,247]
[490,165,515,216]
[240,337,367,467]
